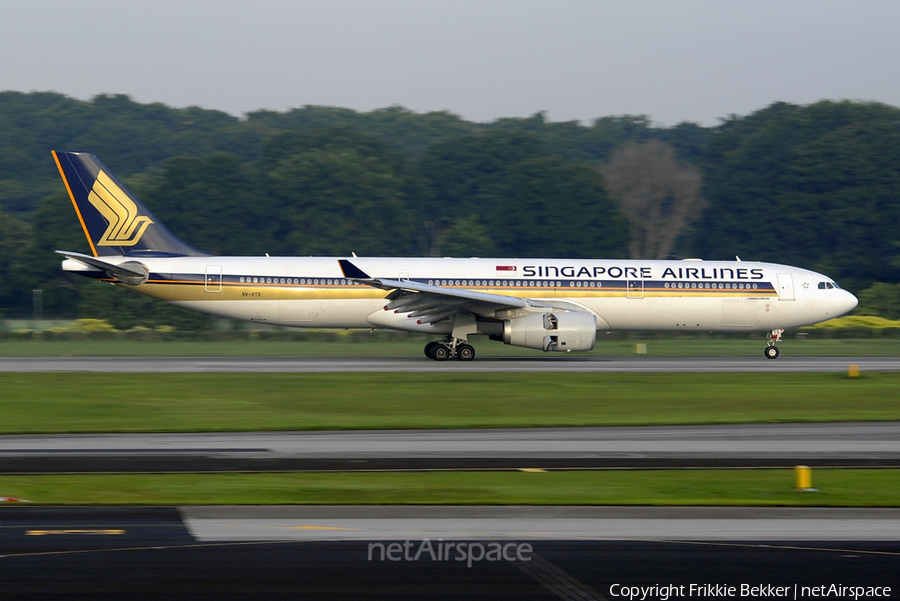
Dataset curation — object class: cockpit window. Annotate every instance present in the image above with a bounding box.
[818,282,836,290]
[817,282,826,289]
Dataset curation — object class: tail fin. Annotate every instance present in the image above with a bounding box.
[52,151,207,257]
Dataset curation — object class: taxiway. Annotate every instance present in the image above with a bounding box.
[2,422,898,472]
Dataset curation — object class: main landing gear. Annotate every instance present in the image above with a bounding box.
[764,329,784,359]
[424,338,476,361]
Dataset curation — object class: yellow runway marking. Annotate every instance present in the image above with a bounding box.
[518,468,547,473]
[26,529,125,536]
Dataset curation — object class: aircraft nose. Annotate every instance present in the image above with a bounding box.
[840,290,858,315]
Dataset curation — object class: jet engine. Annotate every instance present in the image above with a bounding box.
[501,312,596,352]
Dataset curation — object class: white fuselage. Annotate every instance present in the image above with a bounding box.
[62,256,858,335]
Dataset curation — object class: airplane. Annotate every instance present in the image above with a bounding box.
[52,150,859,361]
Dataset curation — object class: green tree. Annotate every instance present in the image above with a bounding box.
[13,190,89,319]
[262,129,413,256]
[690,101,900,289]
[0,209,32,316]
[414,130,629,258]
[494,157,630,258]
[414,129,549,229]
[429,215,498,258]
[856,283,900,320]
[248,104,477,157]
[138,153,264,255]
[0,92,259,214]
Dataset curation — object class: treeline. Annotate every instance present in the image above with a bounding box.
[0,92,899,327]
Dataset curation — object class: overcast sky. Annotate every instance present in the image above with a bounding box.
[3,0,899,126]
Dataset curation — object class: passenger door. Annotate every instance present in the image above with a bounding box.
[777,273,795,301]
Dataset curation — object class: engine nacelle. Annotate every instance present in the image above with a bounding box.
[502,312,597,352]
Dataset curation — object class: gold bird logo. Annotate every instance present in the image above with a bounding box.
[88,171,153,246]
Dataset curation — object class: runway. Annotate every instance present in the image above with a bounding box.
[180,505,900,542]
[1,506,897,600]
[2,423,898,472]
[2,355,899,373]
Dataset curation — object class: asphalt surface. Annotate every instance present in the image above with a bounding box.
[3,355,900,372]
[3,356,898,598]
[2,423,899,472]
[1,506,898,600]
[181,505,900,542]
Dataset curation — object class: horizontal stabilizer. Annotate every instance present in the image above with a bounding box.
[56,250,149,285]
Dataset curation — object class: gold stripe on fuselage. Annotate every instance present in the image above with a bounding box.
[118,280,778,303]
[128,282,390,302]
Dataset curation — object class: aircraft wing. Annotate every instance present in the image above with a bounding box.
[338,259,592,324]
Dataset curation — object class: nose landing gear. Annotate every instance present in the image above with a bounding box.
[765,329,784,359]
[424,338,476,361]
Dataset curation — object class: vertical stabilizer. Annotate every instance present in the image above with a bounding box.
[52,151,207,257]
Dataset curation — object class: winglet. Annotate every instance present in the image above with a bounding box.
[338,259,371,279]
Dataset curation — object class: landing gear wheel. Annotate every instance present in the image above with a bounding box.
[432,345,451,361]
[764,346,780,359]
[424,341,440,359]
[457,344,476,361]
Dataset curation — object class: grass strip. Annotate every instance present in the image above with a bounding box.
[0,470,898,506]
[1,372,899,433]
